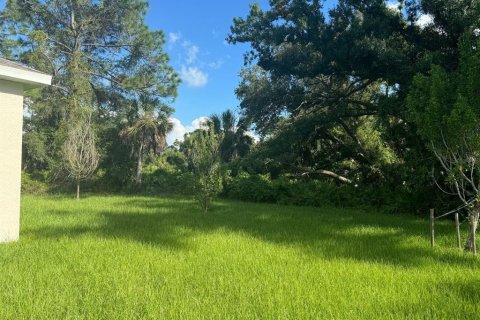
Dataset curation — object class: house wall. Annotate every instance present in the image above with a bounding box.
[0,79,24,242]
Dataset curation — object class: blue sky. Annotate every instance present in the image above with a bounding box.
[146,0,271,143]
[147,0,337,143]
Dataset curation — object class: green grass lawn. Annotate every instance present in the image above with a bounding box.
[0,195,478,319]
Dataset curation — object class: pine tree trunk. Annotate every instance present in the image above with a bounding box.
[136,143,144,185]
[76,181,80,200]
[465,203,479,254]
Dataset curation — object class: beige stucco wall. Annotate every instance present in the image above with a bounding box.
[0,79,24,242]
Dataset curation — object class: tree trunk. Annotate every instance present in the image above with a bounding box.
[135,143,144,185]
[232,147,238,161]
[76,181,80,200]
[465,202,479,254]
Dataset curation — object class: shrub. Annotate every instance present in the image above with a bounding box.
[223,172,276,202]
[142,150,194,195]
[222,171,426,211]
[186,128,223,212]
[21,172,49,195]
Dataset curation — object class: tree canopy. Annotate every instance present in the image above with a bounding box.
[0,0,179,183]
[227,0,479,186]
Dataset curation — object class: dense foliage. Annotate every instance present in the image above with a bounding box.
[2,0,480,224]
[0,0,179,190]
[408,34,480,251]
[185,127,223,212]
[225,0,480,213]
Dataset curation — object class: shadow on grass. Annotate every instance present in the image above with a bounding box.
[436,280,480,304]
[25,196,478,268]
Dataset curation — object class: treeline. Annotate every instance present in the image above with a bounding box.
[1,0,179,196]
[3,1,480,219]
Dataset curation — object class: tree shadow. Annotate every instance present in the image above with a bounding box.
[25,196,478,268]
[436,280,480,304]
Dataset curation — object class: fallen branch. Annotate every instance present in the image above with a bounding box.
[301,169,352,184]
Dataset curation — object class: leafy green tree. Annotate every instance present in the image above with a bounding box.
[208,110,254,163]
[120,96,173,185]
[228,0,479,208]
[0,0,179,179]
[408,34,480,253]
[185,127,223,212]
[228,1,416,183]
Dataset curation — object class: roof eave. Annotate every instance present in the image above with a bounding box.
[0,64,52,89]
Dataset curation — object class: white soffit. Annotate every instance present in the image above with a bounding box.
[0,59,52,89]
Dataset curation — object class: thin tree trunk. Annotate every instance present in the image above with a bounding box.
[465,202,479,254]
[136,143,144,185]
[76,181,80,200]
[232,146,238,161]
[455,212,462,250]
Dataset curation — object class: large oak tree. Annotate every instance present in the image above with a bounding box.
[228,0,479,194]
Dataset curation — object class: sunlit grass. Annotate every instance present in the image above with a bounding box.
[0,195,478,319]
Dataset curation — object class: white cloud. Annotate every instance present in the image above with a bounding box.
[189,116,209,131]
[180,66,208,87]
[167,116,209,145]
[168,35,225,86]
[386,1,400,11]
[167,118,186,145]
[184,43,199,64]
[208,59,224,69]
[246,131,260,142]
[415,14,434,28]
[167,117,262,146]
[169,32,181,44]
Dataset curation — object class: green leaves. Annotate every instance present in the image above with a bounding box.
[1,0,179,182]
[407,34,480,203]
[29,30,48,44]
[409,35,480,151]
[206,110,253,163]
[186,127,223,212]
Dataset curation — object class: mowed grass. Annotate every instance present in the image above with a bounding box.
[0,195,478,319]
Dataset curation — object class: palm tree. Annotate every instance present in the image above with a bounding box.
[120,97,173,185]
[208,110,254,162]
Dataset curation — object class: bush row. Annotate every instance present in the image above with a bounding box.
[22,167,439,215]
[222,172,386,208]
